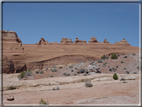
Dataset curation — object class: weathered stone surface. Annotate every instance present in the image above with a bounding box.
[115,38,130,45]
[74,38,86,44]
[89,37,97,43]
[60,38,73,44]
[103,39,110,43]
[2,30,26,73]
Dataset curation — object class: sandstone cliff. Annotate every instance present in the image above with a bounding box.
[115,38,130,46]
[2,30,27,73]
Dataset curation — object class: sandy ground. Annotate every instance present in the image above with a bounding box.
[2,74,140,106]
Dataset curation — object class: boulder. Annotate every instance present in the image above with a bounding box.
[60,38,73,44]
[103,39,110,43]
[7,95,14,101]
[86,62,101,73]
[89,37,98,43]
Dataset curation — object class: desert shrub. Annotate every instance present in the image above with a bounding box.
[98,60,103,63]
[45,67,48,70]
[101,55,109,60]
[113,73,118,80]
[50,76,54,77]
[39,71,44,74]
[52,69,57,72]
[74,74,77,76]
[66,73,71,76]
[71,69,74,72]
[8,86,16,90]
[133,72,137,74]
[63,72,67,75]
[25,70,32,76]
[75,68,77,70]
[112,68,117,72]
[117,54,120,57]
[39,98,48,105]
[125,71,130,74]
[124,68,127,70]
[84,74,87,76]
[18,71,26,79]
[90,61,95,65]
[85,82,93,87]
[79,69,85,73]
[109,68,112,71]
[69,65,73,68]
[59,66,62,69]
[35,71,39,74]
[111,53,118,59]
[121,60,124,63]
[116,66,118,68]
[123,55,127,58]
[132,53,136,55]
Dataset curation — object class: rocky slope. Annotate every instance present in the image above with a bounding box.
[2,30,140,73]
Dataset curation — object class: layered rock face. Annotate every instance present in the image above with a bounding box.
[89,37,98,43]
[2,30,26,73]
[60,38,73,44]
[103,39,110,43]
[115,38,130,46]
[74,38,86,44]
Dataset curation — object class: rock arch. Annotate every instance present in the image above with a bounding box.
[38,38,46,45]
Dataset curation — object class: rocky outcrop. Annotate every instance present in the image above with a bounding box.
[103,39,110,43]
[60,38,73,44]
[86,62,101,74]
[38,38,49,45]
[50,42,58,45]
[114,38,130,45]
[89,37,98,43]
[74,38,86,44]
[2,30,27,73]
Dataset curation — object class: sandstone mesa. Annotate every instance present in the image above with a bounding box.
[1,30,139,73]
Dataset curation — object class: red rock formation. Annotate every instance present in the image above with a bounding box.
[114,38,130,45]
[60,38,73,44]
[38,38,49,45]
[89,37,98,43]
[103,39,110,43]
[50,42,58,45]
[74,38,86,44]
[2,30,27,73]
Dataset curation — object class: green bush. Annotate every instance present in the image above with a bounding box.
[113,73,118,80]
[132,53,136,55]
[123,56,127,58]
[121,60,124,63]
[18,71,25,79]
[111,53,118,59]
[8,86,16,90]
[101,55,109,60]
[79,69,85,73]
[39,98,48,105]
[35,71,39,74]
[18,70,32,80]
[133,72,137,74]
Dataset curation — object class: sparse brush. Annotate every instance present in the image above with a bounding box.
[111,53,118,59]
[121,60,124,63]
[35,71,39,74]
[125,71,130,74]
[79,69,86,73]
[8,86,16,90]
[101,55,109,60]
[69,65,73,68]
[52,69,57,72]
[39,98,48,105]
[132,53,136,55]
[39,71,44,74]
[123,56,127,58]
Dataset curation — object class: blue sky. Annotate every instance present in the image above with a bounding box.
[3,3,139,47]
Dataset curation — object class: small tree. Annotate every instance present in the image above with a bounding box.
[111,53,118,59]
[113,73,118,80]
